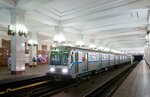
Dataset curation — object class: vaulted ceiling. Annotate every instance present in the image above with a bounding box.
[0,0,150,50]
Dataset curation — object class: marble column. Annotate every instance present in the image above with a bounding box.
[0,38,2,48]
[47,43,50,51]
[10,9,26,74]
[38,42,42,51]
[29,32,37,66]
[148,44,150,64]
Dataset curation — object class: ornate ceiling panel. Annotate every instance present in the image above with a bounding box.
[0,0,150,49]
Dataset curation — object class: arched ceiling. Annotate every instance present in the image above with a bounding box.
[0,0,150,49]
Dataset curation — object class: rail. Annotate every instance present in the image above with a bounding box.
[83,62,138,97]
[0,75,52,96]
[0,62,138,97]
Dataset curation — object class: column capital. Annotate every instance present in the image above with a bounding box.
[10,9,28,38]
[11,8,26,16]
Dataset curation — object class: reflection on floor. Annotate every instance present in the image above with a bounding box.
[0,64,48,80]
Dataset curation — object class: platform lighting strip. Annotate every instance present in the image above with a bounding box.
[0,80,49,95]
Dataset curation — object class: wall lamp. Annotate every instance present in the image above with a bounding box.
[18,30,28,37]
[7,25,15,36]
[18,30,24,37]
[7,25,28,37]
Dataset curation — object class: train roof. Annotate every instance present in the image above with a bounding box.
[52,46,131,56]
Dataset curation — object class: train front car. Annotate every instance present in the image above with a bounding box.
[48,46,72,80]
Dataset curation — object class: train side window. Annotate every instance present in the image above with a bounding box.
[70,52,74,63]
[71,56,73,63]
[75,52,78,61]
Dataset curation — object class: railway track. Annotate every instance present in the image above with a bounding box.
[49,62,138,97]
[84,62,138,97]
[0,75,77,97]
[0,75,53,97]
[16,80,77,97]
[0,62,138,97]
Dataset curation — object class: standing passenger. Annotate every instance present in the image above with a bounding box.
[32,57,37,67]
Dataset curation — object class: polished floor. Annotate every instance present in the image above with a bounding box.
[112,60,150,97]
[0,64,49,80]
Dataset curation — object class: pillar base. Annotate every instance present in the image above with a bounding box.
[25,63,29,66]
[11,70,25,75]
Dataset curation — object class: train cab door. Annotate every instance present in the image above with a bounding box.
[75,52,79,73]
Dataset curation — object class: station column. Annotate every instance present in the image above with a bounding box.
[0,38,2,48]
[10,9,27,74]
[28,32,37,66]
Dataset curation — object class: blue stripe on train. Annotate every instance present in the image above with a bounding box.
[72,61,100,64]
[69,60,109,69]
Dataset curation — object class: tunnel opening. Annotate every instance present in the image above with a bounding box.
[133,55,143,61]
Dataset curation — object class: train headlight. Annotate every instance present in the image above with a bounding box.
[62,68,68,73]
[50,68,55,72]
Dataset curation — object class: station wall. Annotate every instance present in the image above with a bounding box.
[0,39,51,67]
[0,39,11,67]
[144,46,150,65]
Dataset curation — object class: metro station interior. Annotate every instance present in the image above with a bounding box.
[0,0,150,97]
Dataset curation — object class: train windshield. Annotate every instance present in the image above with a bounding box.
[50,51,69,66]
[50,52,62,65]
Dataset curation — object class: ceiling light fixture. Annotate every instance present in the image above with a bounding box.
[53,34,65,44]
[89,44,96,49]
[75,40,85,47]
[28,39,38,46]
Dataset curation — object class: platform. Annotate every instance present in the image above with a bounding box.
[0,64,49,81]
[112,60,150,97]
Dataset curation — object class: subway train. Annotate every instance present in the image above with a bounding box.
[48,46,133,80]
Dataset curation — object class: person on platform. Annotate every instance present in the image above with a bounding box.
[7,55,11,70]
[32,57,37,67]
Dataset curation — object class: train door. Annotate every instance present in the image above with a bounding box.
[113,54,115,65]
[82,52,88,71]
[99,53,102,69]
[85,53,88,71]
[101,53,104,68]
[109,54,111,65]
[118,55,120,64]
[108,54,110,66]
[115,54,117,65]
[75,52,79,73]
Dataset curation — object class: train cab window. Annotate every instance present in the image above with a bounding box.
[75,52,78,61]
[50,52,62,65]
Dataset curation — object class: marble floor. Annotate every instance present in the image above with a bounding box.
[0,64,49,80]
[112,60,150,97]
